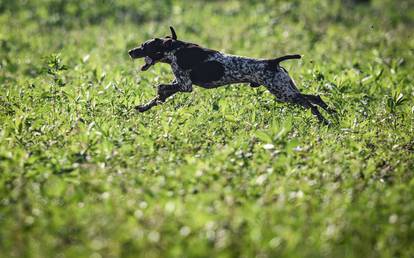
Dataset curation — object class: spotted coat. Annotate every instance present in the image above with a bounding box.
[129,29,333,123]
[162,49,300,102]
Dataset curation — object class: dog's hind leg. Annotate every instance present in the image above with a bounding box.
[290,94,329,124]
[264,70,330,123]
[303,94,336,114]
[265,85,329,124]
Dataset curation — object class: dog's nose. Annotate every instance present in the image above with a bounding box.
[128,47,144,59]
[128,48,142,58]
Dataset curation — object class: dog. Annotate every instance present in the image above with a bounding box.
[128,27,334,123]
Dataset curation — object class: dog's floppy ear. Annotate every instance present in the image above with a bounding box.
[163,38,173,49]
[170,26,177,40]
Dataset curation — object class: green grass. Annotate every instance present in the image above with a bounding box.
[1,0,414,257]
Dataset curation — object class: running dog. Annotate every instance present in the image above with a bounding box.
[128,27,334,123]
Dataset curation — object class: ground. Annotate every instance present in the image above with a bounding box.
[0,0,413,257]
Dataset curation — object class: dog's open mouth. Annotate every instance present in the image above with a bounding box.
[141,56,154,71]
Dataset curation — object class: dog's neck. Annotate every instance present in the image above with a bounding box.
[160,41,192,64]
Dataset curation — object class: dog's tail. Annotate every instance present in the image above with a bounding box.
[267,54,301,68]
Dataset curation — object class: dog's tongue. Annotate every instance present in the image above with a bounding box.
[141,56,153,71]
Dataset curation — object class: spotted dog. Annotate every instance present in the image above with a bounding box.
[128,27,335,123]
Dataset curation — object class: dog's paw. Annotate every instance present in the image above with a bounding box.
[319,117,333,126]
[135,105,150,113]
[327,108,337,114]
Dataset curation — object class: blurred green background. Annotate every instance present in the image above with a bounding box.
[1,0,413,258]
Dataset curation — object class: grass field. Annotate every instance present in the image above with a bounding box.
[1,0,414,257]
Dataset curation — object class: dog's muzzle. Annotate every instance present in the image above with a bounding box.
[128,48,156,71]
[128,48,145,59]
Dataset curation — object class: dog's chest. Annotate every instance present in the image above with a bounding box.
[165,52,186,78]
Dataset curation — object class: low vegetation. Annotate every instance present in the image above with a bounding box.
[1,0,413,257]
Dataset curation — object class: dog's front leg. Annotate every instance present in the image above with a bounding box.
[135,83,183,113]
[157,83,180,101]
[135,97,160,113]
[136,73,193,113]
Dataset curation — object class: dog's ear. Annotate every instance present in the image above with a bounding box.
[163,38,173,49]
[170,26,177,40]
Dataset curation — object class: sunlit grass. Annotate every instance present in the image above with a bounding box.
[0,0,413,257]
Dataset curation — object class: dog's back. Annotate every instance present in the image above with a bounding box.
[190,52,267,88]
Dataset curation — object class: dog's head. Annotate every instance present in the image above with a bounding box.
[128,26,180,71]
